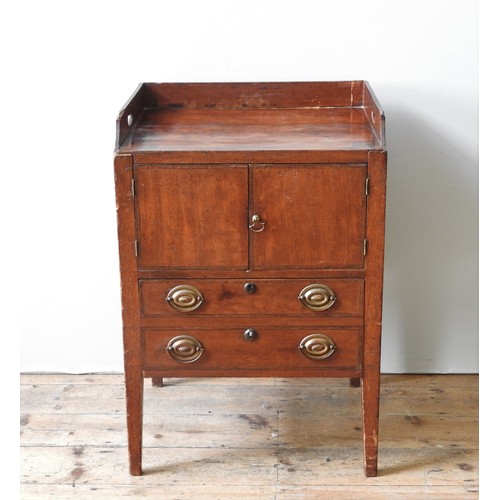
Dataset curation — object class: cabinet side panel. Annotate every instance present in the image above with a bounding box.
[115,84,147,150]
[362,83,385,148]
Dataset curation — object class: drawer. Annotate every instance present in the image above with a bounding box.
[142,326,361,371]
[140,279,363,317]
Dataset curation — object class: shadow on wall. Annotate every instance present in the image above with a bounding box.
[381,106,478,373]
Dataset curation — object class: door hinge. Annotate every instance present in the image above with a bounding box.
[134,240,139,257]
[365,178,369,196]
[363,239,368,256]
[131,178,136,197]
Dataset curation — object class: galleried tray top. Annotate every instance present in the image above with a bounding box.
[115,81,385,154]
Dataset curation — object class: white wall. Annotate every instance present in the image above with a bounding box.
[5,0,478,373]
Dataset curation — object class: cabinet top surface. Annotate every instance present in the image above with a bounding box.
[115,81,385,154]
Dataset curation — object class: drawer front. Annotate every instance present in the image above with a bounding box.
[140,279,363,317]
[142,327,361,371]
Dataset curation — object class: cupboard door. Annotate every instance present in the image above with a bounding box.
[250,164,367,269]
[135,165,248,270]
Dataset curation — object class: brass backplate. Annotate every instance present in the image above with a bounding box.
[298,284,336,311]
[166,285,204,312]
[299,334,336,360]
[166,335,204,363]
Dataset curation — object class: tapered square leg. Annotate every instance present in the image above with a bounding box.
[361,373,380,477]
[152,377,164,387]
[115,154,144,476]
[349,377,361,387]
[125,371,143,476]
[361,150,386,477]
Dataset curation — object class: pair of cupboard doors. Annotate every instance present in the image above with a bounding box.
[134,163,368,272]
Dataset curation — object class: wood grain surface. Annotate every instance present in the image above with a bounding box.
[20,374,478,498]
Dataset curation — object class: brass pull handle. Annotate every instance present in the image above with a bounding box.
[166,335,204,363]
[249,214,266,232]
[299,334,336,360]
[298,284,336,311]
[166,285,204,312]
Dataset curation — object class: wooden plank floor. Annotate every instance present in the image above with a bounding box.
[20,374,478,499]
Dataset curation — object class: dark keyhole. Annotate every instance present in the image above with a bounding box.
[244,283,257,294]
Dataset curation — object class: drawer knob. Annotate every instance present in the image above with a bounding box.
[244,282,257,294]
[243,328,258,341]
[166,335,204,363]
[298,284,336,311]
[299,334,336,360]
[249,214,266,232]
[166,285,204,312]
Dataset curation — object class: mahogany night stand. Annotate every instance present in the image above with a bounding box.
[114,81,387,476]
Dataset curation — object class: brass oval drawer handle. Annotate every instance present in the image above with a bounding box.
[166,285,204,312]
[166,335,204,363]
[298,284,336,311]
[299,334,336,360]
